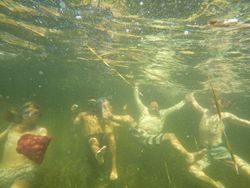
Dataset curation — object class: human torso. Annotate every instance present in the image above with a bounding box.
[0,126,46,168]
[199,112,224,146]
[81,113,103,136]
[138,109,165,135]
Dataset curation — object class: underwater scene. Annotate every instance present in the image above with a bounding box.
[0,0,250,188]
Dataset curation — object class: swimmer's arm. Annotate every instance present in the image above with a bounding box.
[134,86,146,115]
[222,112,250,128]
[161,100,186,116]
[0,126,11,140]
[39,127,48,136]
[111,114,137,128]
[0,128,9,140]
[111,114,135,124]
[73,112,85,126]
[189,94,207,114]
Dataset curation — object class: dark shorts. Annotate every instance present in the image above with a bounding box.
[208,144,232,161]
[202,144,232,169]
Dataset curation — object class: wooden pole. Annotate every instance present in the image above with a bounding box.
[209,80,239,175]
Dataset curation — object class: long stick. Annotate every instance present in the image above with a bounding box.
[209,80,239,175]
[209,82,221,120]
[164,160,174,187]
[87,46,143,96]
[87,46,134,88]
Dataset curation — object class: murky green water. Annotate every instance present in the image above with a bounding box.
[0,0,250,187]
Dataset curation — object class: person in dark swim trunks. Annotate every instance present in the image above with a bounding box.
[95,97,120,180]
[72,99,107,166]
[73,98,119,180]
[187,93,250,188]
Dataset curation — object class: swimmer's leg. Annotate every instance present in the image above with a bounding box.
[89,137,106,165]
[225,155,250,177]
[189,162,225,188]
[162,133,206,163]
[106,133,118,180]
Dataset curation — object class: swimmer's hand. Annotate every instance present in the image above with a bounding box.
[134,82,139,89]
[71,104,79,113]
[112,122,120,128]
[0,125,12,139]
[103,111,113,120]
[185,92,194,102]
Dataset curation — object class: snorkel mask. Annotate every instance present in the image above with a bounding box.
[22,109,40,120]
[21,102,41,120]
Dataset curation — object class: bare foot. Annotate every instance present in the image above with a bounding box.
[186,149,206,164]
[95,146,107,165]
[110,171,118,181]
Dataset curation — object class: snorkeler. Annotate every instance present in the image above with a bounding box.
[72,98,119,180]
[187,93,250,188]
[0,101,51,188]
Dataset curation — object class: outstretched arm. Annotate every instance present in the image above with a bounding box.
[110,114,137,128]
[111,114,134,124]
[222,112,250,128]
[0,126,11,140]
[134,86,146,116]
[187,93,207,114]
[161,100,186,118]
[73,112,85,125]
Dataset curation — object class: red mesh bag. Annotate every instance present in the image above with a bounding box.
[16,134,52,164]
